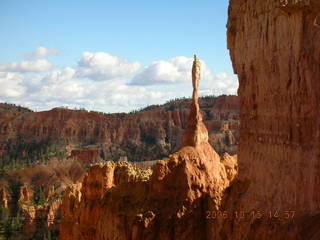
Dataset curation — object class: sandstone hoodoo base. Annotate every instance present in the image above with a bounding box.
[58,57,237,240]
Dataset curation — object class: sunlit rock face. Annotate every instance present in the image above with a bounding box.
[181,56,209,148]
[58,57,237,240]
[0,96,239,162]
[225,0,320,239]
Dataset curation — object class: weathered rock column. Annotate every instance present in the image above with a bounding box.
[181,55,209,147]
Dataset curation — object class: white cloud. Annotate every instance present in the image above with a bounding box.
[0,59,53,73]
[0,72,26,98]
[43,67,76,84]
[25,46,59,59]
[108,84,170,110]
[31,67,89,101]
[0,50,238,113]
[76,52,141,81]
[201,72,238,96]
[130,56,213,85]
[15,73,171,113]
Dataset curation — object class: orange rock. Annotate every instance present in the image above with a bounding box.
[0,188,10,208]
[181,56,209,147]
[0,96,239,162]
[68,146,100,165]
[224,0,320,239]
[19,185,30,202]
[20,199,62,238]
[58,57,237,240]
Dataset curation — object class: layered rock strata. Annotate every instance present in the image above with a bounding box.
[0,94,239,162]
[225,0,320,239]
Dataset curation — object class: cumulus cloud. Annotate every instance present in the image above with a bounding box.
[201,72,238,96]
[26,67,90,103]
[108,84,171,110]
[0,72,26,98]
[0,49,238,113]
[0,59,53,73]
[15,73,171,113]
[43,67,76,84]
[130,56,213,85]
[25,46,59,59]
[76,52,141,81]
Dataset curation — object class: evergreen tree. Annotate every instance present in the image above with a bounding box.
[33,186,46,206]
[0,208,23,240]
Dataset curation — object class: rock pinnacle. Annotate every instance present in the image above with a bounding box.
[181,56,209,147]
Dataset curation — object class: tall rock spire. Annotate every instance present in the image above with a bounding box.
[181,55,209,147]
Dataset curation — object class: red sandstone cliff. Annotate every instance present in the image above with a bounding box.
[58,57,238,240]
[0,95,239,164]
[222,0,320,239]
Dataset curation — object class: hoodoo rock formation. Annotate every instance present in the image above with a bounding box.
[224,0,320,239]
[58,57,237,240]
[181,56,209,147]
[0,96,239,163]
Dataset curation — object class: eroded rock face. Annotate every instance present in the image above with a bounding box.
[226,0,320,239]
[0,158,86,239]
[20,199,62,239]
[59,162,154,240]
[67,146,100,165]
[59,57,237,240]
[0,96,239,239]
[0,95,239,162]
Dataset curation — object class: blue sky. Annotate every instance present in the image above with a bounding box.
[0,0,237,113]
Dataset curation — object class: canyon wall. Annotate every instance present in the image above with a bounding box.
[0,96,239,239]
[0,158,86,239]
[226,0,320,238]
[0,96,239,163]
